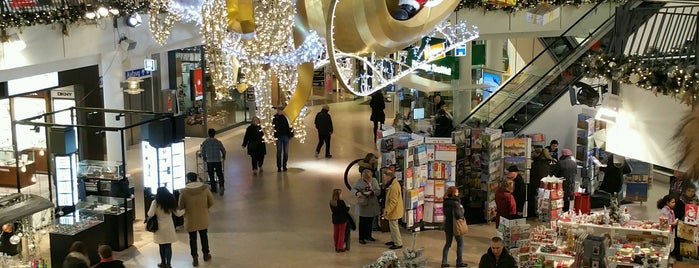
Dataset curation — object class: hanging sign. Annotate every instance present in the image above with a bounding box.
[125,68,151,79]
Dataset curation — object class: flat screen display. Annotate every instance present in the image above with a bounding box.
[413,108,425,120]
[482,71,501,100]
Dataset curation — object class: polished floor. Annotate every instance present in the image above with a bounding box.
[63,98,674,267]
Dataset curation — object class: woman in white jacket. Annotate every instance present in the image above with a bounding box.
[147,187,184,268]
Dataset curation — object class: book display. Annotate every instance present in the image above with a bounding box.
[459,128,504,224]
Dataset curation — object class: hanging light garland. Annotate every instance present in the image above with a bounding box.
[201,0,235,98]
[149,0,181,45]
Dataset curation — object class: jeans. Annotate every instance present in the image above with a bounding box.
[188,229,210,257]
[315,133,331,156]
[206,162,224,191]
[250,153,265,170]
[333,223,347,250]
[158,243,173,265]
[388,219,402,246]
[358,216,374,240]
[442,231,463,265]
[276,135,290,169]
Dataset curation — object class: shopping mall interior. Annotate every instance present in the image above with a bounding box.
[1,0,699,267]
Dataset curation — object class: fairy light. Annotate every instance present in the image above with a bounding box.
[202,0,235,96]
[149,0,182,45]
[168,0,204,24]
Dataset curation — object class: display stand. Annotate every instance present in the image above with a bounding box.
[76,196,134,251]
[459,127,503,224]
[538,177,564,223]
[55,153,79,208]
[497,217,531,266]
[50,211,105,268]
[142,141,186,195]
[576,113,603,193]
[455,127,488,224]
[422,137,457,230]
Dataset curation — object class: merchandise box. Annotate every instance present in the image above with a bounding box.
[686,203,698,225]
[416,204,424,222]
[434,202,444,223]
[379,126,396,139]
[405,209,415,228]
[500,217,527,227]
[424,202,434,223]
[434,180,445,202]
[424,180,435,201]
[434,144,457,162]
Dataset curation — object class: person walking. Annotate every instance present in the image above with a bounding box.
[242,117,266,175]
[91,245,125,268]
[370,91,386,143]
[478,237,516,268]
[495,180,517,228]
[179,172,214,267]
[352,169,380,244]
[554,148,577,212]
[63,241,90,268]
[273,107,292,172]
[200,128,226,195]
[330,189,352,252]
[382,169,404,249]
[314,105,334,158]
[147,187,184,268]
[442,186,466,267]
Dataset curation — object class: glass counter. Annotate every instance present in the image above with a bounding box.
[78,160,124,181]
[76,195,133,215]
[0,147,35,167]
[51,210,104,236]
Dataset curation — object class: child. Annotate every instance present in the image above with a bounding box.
[657,195,677,226]
[330,189,351,252]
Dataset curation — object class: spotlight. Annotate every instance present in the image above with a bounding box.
[1,30,26,51]
[125,13,142,28]
[108,7,120,16]
[97,6,109,17]
[115,113,125,121]
[85,10,97,19]
[30,126,40,133]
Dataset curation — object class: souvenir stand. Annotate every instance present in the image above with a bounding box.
[0,193,54,267]
[14,107,176,253]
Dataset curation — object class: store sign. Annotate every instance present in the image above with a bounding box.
[417,63,452,76]
[455,44,467,57]
[7,72,59,96]
[193,68,203,101]
[144,59,157,71]
[51,90,74,99]
[125,68,151,79]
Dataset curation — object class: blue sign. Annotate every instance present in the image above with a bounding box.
[125,68,151,79]
[455,45,467,57]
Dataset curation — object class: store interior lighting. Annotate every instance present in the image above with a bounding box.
[122,77,144,94]
[0,30,26,51]
[85,5,119,20]
[595,94,623,124]
[125,13,142,28]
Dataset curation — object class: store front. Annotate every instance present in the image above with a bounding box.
[168,46,250,137]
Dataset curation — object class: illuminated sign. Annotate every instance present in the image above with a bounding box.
[417,64,452,76]
[144,59,157,71]
[455,44,467,57]
[423,42,446,60]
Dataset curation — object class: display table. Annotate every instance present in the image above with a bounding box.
[77,196,134,251]
[50,212,105,268]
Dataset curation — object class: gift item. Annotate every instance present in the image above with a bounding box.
[525,4,561,26]
[685,203,698,225]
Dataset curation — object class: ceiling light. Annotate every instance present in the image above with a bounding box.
[85,11,97,19]
[97,6,109,17]
[123,77,144,94]
[595,94,622,124]
[109,7,120,16]
[1,31,26,51]
[125,13,142,28]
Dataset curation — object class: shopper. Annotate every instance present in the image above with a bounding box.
[506,166,526,216]
[433,106,454,138]
[147,187,184,268]
[242,117,266,175]
[273,106,292,172]
[670,170,691,198]
[432,94,446,115]
[599,153,630,197]
[91,245,125,268]
[495,180,516,228]
[352,169,380,244]
[314,104,334,158]
[528,148,552,217]
[200,128,226,195]
[545,140,559,161]
[442,186,466,268]
[478,237,516,268]
[554,148,577,212]
[358,153,378,176]
[330,189,351,252]
[63,241,90,268]
[179,172,215,267]
[681,184,699,205]
[382,168,404,249]
[370,91,386,143]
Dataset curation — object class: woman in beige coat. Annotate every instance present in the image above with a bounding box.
[148,187,184,268]
[179,172,214,266]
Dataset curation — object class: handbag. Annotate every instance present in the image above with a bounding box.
[145,216,159,232]
[453,207,468,236]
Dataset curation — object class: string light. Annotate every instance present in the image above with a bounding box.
[149,0,182,45]
[202,0,235,96]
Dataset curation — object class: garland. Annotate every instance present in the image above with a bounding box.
[581,50,699,105]
[0,0,148,30]
[455,0,626,12]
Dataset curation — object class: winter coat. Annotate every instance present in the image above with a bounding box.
[555,155,577,201]
[478,247,517,268]
[369,93,386,123]
[383,178,404,220]
[599,156,629,194]
[530,154,551,187]
[512,174,526,214]
[314,109,334,135]
[351,177,381,217]
[442,196,464,234]
[433,110,454,138]
[63,252,90,268]
[357,160,377,177]
[330,199,350,224]
[242,124,266,156]
[495,190,516,223]
[91,260,126,268]
[178,182,214,232]
[273,114,292,138]
[147,200,184,244]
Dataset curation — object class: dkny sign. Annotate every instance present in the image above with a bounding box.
[51,90,74,98]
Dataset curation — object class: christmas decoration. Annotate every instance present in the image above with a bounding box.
[582,50,698,105]
[391,0,427,21]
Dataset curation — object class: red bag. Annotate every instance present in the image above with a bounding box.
[574,192,591,214]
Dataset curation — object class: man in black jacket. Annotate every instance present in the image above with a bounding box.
[314,105,333,158]
[506,166,526,216]
[273,107,292,172]
[479,237,516,268]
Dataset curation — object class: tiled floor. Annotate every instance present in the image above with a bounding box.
[30,99,674,267]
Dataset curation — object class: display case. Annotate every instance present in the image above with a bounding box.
[0,148,36,188]
[55,153,79,207]
[142,141,186,195]
[78,160,124,181]
[50,210,105,267]
[76,196,134,250]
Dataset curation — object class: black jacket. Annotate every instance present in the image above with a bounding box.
[273,114,292,138]
[478,248,516,268]
[370,92,386,123]
[512,174,526,213]
[443,196,464,234]
[330,199,350,224]
[554,155,577,201]
[91,260,126,268]
[433,110,453,138]
[242,124,266,156]
[63,255,89,268]
[314,109,333,135]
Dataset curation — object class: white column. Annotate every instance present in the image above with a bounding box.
[101,51,126,162]
[452,42,473,125]
[486,39,506,72]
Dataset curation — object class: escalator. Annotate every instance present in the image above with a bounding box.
[461,1,664,133]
